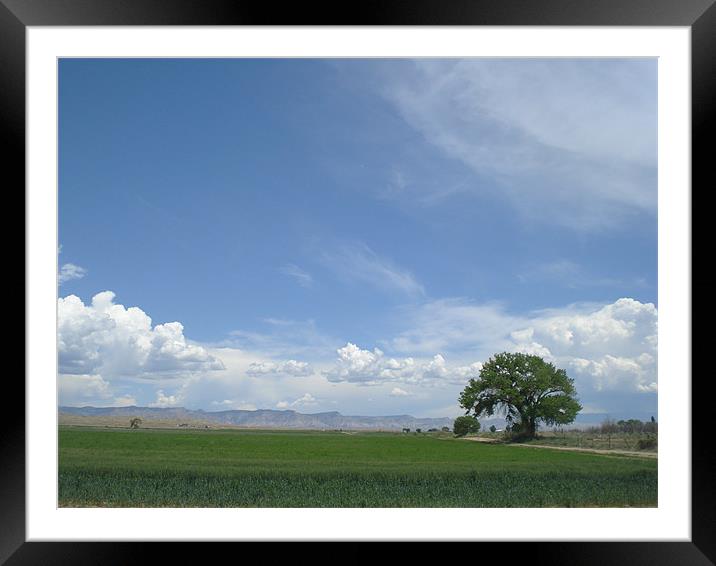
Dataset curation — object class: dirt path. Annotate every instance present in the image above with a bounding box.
[461,437,657,459]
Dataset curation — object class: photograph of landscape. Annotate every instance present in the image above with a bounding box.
[58,58,658,508]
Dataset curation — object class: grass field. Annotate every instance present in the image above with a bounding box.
[58,426,657,508]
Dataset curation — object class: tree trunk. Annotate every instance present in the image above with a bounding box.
[520,417,537,439]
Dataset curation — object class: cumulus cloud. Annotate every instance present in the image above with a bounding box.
[324,343,481,386]
[276,393,319,409]
[391,296,657,395]
[58,291,225,380]
[246,359,314,377]
[508,298,658,394]
[58,263,87,284]
[293,393,318,407]
[149,389,182,408]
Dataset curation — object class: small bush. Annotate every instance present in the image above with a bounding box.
[637,437,657,450]
[453,416,480,437]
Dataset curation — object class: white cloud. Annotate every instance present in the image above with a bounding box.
[58,291,225,380]
[568,355,657,393]
[211,399,257,411]
[320,242,425,297]
[391,296,657,395]
[390,387,411,397]
[226,318,340,360]
[324,343,481,386]
[380,59,657,230]
[519,259,647,290]
[421,354,484,385]
[276,393,319,409]
[56,290,656,416]
[280,263,313,288]
[292,393,318,407]
[58,373,137,407]
[246,359,314,377]
[58,263,87,284]
[113,395,138,407]
[391,298,520,356]
[324,343,416,384]
[59,374,111,403]
[149,389,182,408]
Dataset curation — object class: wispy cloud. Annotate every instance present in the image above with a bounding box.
[225,318,341,360]
[390,387,411,397]
[320,242,425,297]
[280,263,313,288]
[58,263,87,284]
[378,59,657,231]
[518,259,649,289]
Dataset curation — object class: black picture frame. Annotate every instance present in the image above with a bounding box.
[6,0,712,562]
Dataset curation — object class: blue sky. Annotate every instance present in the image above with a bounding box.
[58,58,658,421]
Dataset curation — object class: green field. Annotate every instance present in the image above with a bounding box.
[59,426,657,508]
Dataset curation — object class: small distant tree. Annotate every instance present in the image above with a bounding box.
[129,417,142,429]
[441,426,450,433]
[453,415,480,437]
[415,428,422,434]
[489,425,497,433]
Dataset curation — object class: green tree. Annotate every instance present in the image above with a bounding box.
[453,415,480,437]
[489,425,497,433]
[458,352,581,440]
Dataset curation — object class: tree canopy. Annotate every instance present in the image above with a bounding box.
[458,352,581,439]
[453,415,481,437]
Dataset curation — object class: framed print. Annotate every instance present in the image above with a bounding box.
[6,0,713,562]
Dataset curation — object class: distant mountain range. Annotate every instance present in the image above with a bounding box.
[59,405,456,431]
[59,405,646,432]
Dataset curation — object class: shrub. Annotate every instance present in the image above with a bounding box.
[637,437,657,450]
[453,416,480,437]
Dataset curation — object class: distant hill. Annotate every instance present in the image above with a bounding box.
[59,405,455,431]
